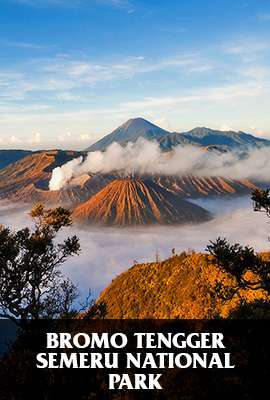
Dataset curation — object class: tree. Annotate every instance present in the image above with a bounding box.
[228,299,270,319]
[252,188,270,242]
[0,203,103,321]
[206,237,270,300]
[251,188,270,215]
[205,189,270,303]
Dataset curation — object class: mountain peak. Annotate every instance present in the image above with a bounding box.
[122,117,152,126]
[86,118,270,153]
[86,118,169,152]
[119,117,167,134]
[73,178,211,225]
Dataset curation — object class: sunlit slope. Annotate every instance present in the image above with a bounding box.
[0,149,259,206]
[73,178,212,225]
[98,252,269,318]
[153,175,257,196]
[0,150,83,202]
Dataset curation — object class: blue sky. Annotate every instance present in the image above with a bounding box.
[0,0,270,149]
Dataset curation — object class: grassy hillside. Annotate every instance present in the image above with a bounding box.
[98,252,269,319]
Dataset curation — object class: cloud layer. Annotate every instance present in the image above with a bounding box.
[1,197,269,298]
[49,138,270,190]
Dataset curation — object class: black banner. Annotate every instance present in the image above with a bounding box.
[0,319,268,399]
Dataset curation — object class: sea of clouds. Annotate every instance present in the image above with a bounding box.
[0,197,269,299]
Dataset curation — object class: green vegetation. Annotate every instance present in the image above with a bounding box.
[98,188,270,319]
[206,237,270,300]
[98,250,269,319]
[0,203,105,322]
[252,188,270,212]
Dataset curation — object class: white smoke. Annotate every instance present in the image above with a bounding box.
[49,156,83,191]
[49,138,270,191]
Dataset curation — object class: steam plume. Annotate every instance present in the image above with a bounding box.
[49,157,83,191]
[49,138,270,191]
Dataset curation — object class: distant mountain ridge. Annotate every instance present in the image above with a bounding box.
[86,118,170,152]
[0,150,32,169]
[86,118,270,152]
[0,147,256,205]
[1,119,268,160]
[179,127,270,148]
[0,118,266,209]
[0,150,83,200]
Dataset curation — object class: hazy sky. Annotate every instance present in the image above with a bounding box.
[0,0,270,149]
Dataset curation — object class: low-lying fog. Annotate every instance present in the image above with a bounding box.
[0,196,269,299]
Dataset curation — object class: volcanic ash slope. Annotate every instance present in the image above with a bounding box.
[73,178,211,226]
